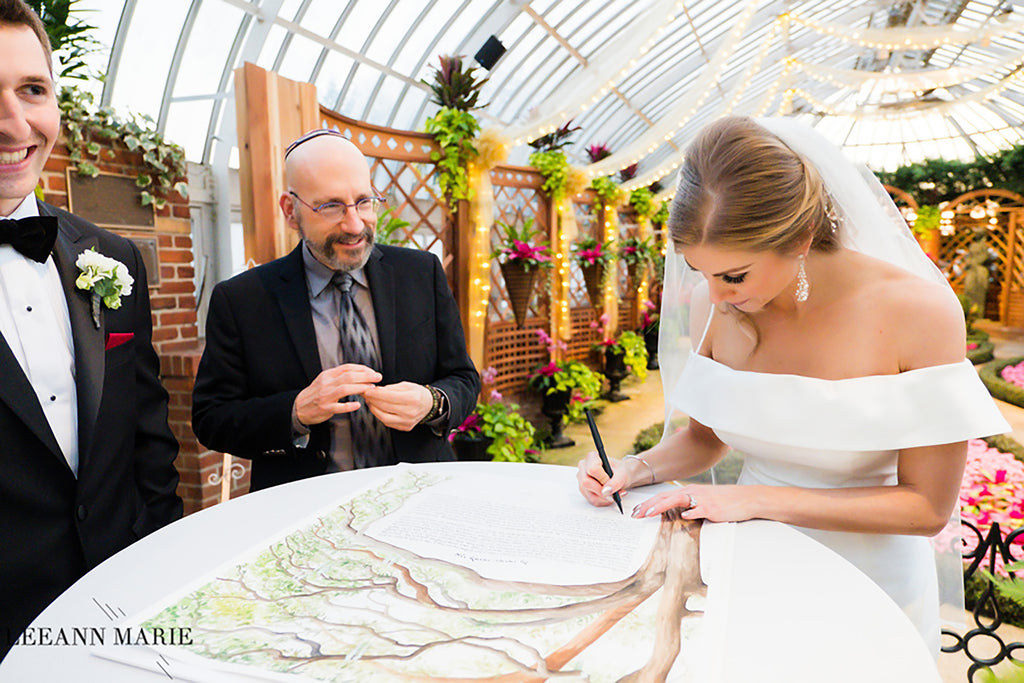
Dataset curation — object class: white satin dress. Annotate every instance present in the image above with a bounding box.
[670,347,1010,654]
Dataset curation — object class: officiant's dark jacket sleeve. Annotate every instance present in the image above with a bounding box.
[0,203,181,658]
[191,243,480,491]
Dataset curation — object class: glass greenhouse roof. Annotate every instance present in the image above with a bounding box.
[76,0,1024,178]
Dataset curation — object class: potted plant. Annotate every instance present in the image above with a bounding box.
[526,330,603,447]
[449,367,537,462]
[491,217,552,327]
[910,204,941,262]
[592,315,648,401]
[449,400,536,462]
[421,55,487,207]
[571,235,615,309]
[618,235,653,291]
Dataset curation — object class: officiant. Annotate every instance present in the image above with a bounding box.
[0,0,182,660]
[191,130,480,490]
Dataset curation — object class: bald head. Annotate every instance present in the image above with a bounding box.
[279,132,379,272]
[284,134,371,190]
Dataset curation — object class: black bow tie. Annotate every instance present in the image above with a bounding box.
[0,216,59,263]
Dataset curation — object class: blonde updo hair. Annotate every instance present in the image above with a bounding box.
[669,116,840,256]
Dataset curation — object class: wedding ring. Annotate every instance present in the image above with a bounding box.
[687,493,697,509]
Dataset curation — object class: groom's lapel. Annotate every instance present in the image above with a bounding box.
[45,204,103,465]
[0,333,63,459]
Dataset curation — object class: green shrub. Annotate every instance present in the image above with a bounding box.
[965,571,1024,629]
[968,340,995,365]
[980,357,1024,408]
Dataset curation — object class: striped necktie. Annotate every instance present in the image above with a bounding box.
[333,272,393,468]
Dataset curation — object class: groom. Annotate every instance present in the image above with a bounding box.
[0,0,182,658]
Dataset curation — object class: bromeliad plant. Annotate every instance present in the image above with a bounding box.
[422,55,487,207]
[491,217,553,271]
[528,120,581,153]
[571,235,615,269]
[617,235,653,268]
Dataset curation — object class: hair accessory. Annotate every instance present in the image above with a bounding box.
[795,254,810,302]
[284,128,349,158]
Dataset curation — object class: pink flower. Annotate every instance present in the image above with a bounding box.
[489,388,503,401]
[1001,360,1024,388]
[537,361,560,377]
[955,438,1024,576]
[481,366,498,385]
[967,342,979,351]
[576,247,604,265]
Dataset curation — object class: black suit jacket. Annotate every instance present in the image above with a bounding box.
[0,202,181,657]
[192,243,480,491]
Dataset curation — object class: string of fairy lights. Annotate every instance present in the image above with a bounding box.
[463,3,1024,359]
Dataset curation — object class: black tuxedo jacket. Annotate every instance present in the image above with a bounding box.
[192,243,480,491]
[0,202,181,657]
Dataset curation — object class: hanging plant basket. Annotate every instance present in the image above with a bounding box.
[625,261,647,292]
[581,262,604,310]
[500,261,539,328]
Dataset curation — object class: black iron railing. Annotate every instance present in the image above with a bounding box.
[942,521,1024,681]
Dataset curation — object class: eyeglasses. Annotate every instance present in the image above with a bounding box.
[288,191,385,221]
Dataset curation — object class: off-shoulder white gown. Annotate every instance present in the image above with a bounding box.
[671,349,1010,654]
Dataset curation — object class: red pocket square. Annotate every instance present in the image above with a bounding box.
[105,332,134,350]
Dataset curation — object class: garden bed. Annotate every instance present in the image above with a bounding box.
[980,357,1024,408]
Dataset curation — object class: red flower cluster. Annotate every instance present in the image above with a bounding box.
[498,240,551,265]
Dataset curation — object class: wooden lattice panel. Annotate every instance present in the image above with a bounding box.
[939,221,1012,321]
[483,319,550,398]
[568,308,601,366]
[368,158,449,259]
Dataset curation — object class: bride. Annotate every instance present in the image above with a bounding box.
[576,115,1009,655]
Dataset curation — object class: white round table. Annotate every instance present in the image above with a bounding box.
[0,461,940,682]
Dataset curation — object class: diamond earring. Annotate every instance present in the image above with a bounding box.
[795,255,810,302]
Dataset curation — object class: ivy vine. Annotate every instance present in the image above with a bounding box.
[528,150,569,203]
[590,175,624,209]
[628,187,655,221]
[652,199,670,226]
[423,107,480,206]
[58,87,188,209]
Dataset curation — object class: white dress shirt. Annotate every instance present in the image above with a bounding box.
[0,195,78,474]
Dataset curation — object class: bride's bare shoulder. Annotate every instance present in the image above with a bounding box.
[855,256,965,369]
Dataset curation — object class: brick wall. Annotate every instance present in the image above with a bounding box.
[41,132,248,515]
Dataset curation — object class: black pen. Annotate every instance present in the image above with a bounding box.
[584,408,622,514]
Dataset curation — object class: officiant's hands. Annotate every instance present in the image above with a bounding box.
[294,364,382,425]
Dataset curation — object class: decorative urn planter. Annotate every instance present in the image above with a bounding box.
[643,325,659,370]
[540,389,575,449]
[452,435,494,461]
[603,347,630,402]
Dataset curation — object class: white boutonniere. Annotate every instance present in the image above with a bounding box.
[75,247,134,329]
